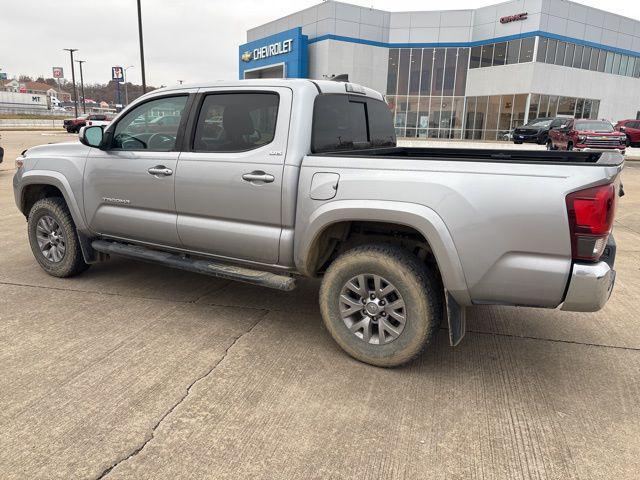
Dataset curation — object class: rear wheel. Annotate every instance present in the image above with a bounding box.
[538,133,548,145]
[27,198,89,277]
[319,244,442,367]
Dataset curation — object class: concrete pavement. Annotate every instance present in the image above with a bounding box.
[0,135,639,479]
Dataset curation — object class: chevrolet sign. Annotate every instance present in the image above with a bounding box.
[242,38,293,62]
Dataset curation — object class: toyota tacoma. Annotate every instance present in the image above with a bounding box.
[13,80,623,366]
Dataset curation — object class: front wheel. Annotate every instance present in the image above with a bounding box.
[28,198,89,277]
[546,140,556,150]
[319,244,443,367]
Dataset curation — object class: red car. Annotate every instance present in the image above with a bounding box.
[547,119,626,154]
[614,119,640,147]
[63,114,111,133]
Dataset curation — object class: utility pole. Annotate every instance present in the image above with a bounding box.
[63,48,78,118]
[137,0,147,93]
[123,65,134,105]
[75,60,86,114]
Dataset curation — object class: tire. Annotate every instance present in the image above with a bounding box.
[546,140,555,151]
[319,244,443,367]
[537,134,548,145]
[514,141,523,145]
[567,142,574,151]
[626,138,631,148]
[66,127,74,133]
[27,197,89,278]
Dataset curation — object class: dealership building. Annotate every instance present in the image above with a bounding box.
[240,0,640,140]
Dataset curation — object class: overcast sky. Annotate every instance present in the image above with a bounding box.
[1,0,639,87]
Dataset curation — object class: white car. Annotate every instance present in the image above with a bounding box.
[85,114,114,128]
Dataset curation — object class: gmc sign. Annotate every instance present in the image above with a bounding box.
[500,12,528,23]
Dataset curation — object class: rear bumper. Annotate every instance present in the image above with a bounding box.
[561,262,615,312]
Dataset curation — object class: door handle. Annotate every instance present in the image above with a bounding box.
[242,171,275,183]
[148,165,173,176]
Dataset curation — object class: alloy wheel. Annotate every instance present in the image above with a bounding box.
[339,273,406,345]
[35,215,66,263]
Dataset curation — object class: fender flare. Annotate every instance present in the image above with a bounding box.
[19,170,89,232]
[294,199,472,306]
[17,170,101,263]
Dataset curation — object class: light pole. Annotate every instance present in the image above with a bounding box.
[75,59,86,114]
[123,65,134,105]
[137,0,147,93]
[63,48,78,118]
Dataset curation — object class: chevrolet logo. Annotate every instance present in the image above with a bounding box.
[241,51,252,62]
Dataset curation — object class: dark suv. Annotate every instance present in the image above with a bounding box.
[512,117,566,145]
[614,119,640,147]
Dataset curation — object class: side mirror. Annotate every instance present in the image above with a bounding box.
[79,125,104,148]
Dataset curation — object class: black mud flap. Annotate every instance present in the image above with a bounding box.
[445,292,466,346]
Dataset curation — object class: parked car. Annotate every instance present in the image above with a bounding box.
[86,114,114,128]
[512,117,567,145]
[614,119,640,147]
[126,115,182,134]
[63,114,89,133]
[63,114,111,133]
[13,80,623,367]
[548,119,626,153]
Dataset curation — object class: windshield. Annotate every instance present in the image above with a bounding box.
[575,121,614,132]
[525,118,552,127]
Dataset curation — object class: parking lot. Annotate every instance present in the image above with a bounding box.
[1,130,639,479]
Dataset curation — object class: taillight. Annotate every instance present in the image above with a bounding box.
[566,183,616,261]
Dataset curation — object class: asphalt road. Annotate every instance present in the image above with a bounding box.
[1,131,639,479]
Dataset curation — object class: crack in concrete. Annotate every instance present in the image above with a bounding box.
[437,326,640,352]
[0,279,265,311]
[4,280,640,352]
[93,311,269,480]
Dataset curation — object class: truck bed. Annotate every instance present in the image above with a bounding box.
[311,146,624,166]
[298,146,623,309]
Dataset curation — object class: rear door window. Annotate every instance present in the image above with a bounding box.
[193,92,279,152]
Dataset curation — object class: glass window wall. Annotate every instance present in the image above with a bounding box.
[387,45,606,140]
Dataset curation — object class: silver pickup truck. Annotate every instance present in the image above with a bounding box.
[13,79,622,367]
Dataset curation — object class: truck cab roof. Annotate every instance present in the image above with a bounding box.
[154,79,384,102]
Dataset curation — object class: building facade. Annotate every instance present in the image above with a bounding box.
[241,0,640,140]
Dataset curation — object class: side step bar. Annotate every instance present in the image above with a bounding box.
[91,240,297,291]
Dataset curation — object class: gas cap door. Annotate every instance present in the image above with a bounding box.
[309,172,340,200]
